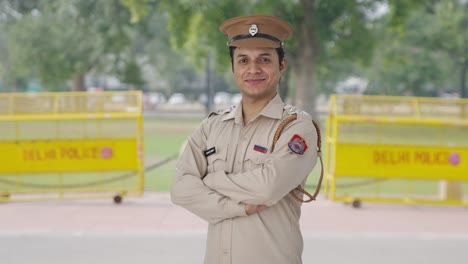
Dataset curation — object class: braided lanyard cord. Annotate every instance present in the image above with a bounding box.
[271,114,324,203]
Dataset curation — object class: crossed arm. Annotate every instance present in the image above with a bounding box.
[170,119,317,224]
[202,128,316,206]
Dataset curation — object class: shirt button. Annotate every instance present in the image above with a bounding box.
[242,137,247,141]
[223,249,228,255]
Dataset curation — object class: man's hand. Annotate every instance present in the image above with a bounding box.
[245,204,267,215]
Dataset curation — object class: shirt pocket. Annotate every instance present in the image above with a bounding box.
[206,148,227,174]
[243,150,267,171]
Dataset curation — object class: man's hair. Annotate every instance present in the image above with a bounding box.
[229,47,285,72]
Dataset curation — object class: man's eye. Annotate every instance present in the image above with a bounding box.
[259,58,271,63]
[238,59,248,64]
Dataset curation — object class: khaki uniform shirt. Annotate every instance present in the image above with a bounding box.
[171,94,318,264]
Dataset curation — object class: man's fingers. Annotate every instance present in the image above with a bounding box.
[245,204,267,215]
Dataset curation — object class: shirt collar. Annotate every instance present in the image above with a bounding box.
[221,93,284,123]
[259,93,284,119]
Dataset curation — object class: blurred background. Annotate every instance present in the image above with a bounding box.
[0,1,467,263]
[0,0,468,202]
[0,0,466,194]
[1,0,466,108]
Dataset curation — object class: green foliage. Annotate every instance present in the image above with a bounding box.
[122,59,145,88]
[120,0,151,24]
[2,0,149,91]
[364,0,466,96]
[1,0,465,98]
[160,0,247,70]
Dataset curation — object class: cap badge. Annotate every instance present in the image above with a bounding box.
[249,24,258,36]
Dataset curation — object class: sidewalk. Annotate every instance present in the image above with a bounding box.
[1,192,467,236]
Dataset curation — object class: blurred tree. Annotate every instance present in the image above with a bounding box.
[364,0,465,97]
[135,9,214,97]
[123,0,426,116]
[120,0,151,24]
[1,0,209,94]
[1,0,147,91]
[4,0,461,99]
[0,25,16,92]
[407,0,467,98]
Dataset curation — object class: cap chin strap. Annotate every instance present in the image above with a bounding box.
[227,33,283,47]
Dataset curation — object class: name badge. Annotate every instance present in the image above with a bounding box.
[204,147,216,157]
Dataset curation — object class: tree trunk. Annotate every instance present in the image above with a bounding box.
[461,58,467,98]
[71,74,85,91]
[278,66,290,103]
[460,58,468,118]
[2,64,16,92]
[462,2,467,98]
[71,74,86,113]
[12,78,18,92]
[205,54,214,115]
[294,0,319,119]
[1,70,8,92]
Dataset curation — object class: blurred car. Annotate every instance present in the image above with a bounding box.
[214,92,232,106]
[111,93,126,103]
[143,92,166,110]
[231,93,242,105]
[198,94,208,105]
[168,93,187,104]
[149,92,166,104]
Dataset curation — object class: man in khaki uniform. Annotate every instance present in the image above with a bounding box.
[171,15,318,264]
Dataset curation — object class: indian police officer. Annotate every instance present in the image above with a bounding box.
[171,14,319,264]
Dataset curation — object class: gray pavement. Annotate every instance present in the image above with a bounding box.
[1,231,467,264]
[1,192,468,263]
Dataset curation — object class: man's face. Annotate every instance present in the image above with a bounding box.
[232,47,285,102]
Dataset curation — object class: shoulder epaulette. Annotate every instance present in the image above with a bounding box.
[284,105,304,115]
[208,109,223,118]
[208,105,236,118]
[283,105,312,120]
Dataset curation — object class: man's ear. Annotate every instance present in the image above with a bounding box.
[280,58,286,72]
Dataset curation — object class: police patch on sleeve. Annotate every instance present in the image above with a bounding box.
[288,134,308,155]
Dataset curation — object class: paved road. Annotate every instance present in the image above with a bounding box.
[1,231,467,264]
[1,193,468,264]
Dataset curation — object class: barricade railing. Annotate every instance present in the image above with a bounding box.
[0,91,144,203]
[324,95,468,208]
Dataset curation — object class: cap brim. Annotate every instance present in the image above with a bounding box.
[228,38,281,48]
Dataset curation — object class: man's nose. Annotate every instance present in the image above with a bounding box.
[247,62,261,73]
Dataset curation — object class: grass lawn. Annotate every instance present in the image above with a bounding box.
[143,118,200,192]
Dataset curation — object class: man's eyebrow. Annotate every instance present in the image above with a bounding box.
[236,53,273,57]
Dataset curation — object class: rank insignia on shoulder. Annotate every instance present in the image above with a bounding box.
[288,134,308,155]
[204,147,216,157]
[208,110,222,118]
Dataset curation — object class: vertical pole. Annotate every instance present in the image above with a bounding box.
[14,94,21,193]
[205,53,214,116]
[331,96,339,200]
[323,96,333,196]
[137,91,145,196]
[460,1,467,98]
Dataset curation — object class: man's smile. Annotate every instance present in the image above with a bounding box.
[245,78,266,85]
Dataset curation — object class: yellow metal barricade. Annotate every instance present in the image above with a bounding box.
[0,91,144,203]
[324,95,468,207]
